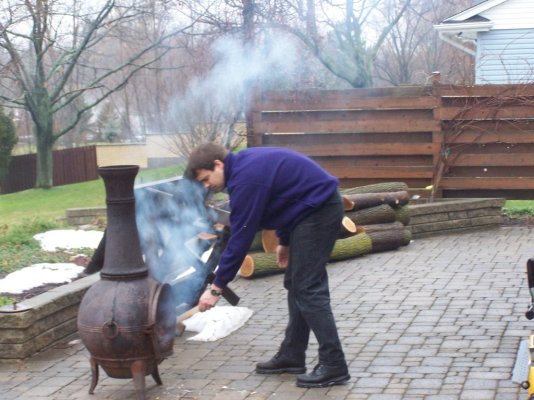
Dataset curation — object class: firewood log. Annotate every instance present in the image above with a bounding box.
[360,221,405,233]
[330,233,372,261]
[343,191,409,211]
[342,196,355,211]
[403,228,412,245]
[249,230,279,252]
[239,232,373,278]
[249,231,264,252]
[239,253,282,278]
[394,206,410,225]
[345,204,396,226]
[367,228,412,253]
[342,182,408,195]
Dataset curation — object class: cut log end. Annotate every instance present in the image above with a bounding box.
[239,255,255,278]
[339,216,358,238]
[342,196,355,211]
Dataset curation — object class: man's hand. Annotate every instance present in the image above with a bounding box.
[198,285,222,312]
[276,245,289,269]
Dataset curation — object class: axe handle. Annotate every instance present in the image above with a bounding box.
[177,305,200,322]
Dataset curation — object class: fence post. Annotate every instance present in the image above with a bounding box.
[246,85,263,147]
[431,72,444,201]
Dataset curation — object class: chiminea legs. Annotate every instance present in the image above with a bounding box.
[131,360,147,400]
[152,366,163,385]
[87,358,162,399]
[89,356,99,394]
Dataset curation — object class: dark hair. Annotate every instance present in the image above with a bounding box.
[184,143,229,179]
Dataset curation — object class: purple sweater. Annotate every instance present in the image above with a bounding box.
[213,147,339,288]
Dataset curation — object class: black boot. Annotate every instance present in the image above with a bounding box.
[296,364,350,388]
[256,352,306,374]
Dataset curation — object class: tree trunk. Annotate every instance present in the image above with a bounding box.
[342,195,355,211]
[249,231,264,252]
[342,182,408,195]
[239,253,281,278]
[32,89,55,189]
[330,233,372,261]
[360,221,406,233]
[345,204,397,226]
[367,228,412,253]
[394,206,411,225]
[344,191,409,211]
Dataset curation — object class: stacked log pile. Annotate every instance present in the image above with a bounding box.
[239,182,412,279]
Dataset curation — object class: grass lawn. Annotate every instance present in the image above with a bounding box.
[502,200,534,215]
[1,165,183,227]
[0,165,183,284]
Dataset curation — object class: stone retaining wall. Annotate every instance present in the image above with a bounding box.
[408,198,505,238]
[66,207,106,226]
[0,274,98,359]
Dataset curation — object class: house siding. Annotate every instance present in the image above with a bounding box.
[480,0,534,29]
[476,29,534,84]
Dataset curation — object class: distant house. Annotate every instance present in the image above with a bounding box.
[434,0,534,84]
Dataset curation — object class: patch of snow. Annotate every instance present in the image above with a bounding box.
[33,229,104,252]
[0,263,85,294]
[0,229,102,295]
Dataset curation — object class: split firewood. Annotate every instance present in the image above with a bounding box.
[330,233,372,261]
[345,204,397,226]
[343,191,409,211]
[339,216,361,238]
[342,182,409,195]
[360,221,405,233]
[367,228,412,253]
[394,206,410,225]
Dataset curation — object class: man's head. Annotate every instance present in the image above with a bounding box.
[185,143,229,192]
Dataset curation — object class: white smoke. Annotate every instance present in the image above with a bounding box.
[167,34,298,148]
[135,178,213,311]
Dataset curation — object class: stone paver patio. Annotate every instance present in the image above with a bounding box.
[1,226,533,399]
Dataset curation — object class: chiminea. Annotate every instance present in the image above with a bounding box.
[77,165,176,400]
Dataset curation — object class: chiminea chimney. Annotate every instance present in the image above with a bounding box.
[77,165,176,400]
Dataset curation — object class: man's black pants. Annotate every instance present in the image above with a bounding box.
[280,191,346,367]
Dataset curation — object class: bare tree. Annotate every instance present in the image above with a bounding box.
[0,0,193,188]
[186,0,413,88]
[373,0,475,86]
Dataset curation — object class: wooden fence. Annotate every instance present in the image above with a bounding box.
[1,146,98,194]
[247,82,534,199]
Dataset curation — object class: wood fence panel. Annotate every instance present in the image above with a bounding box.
[256,90,437,111]
[249,84,534,198]
[1,146,98,194]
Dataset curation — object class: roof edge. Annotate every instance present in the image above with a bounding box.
[443,0,508,23]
